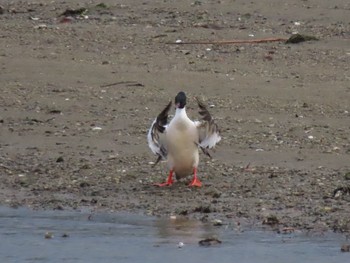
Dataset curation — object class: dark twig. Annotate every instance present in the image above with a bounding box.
[100,81,144,88]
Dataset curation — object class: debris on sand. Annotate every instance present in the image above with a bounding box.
[333,186,350,199]
[56,156,64,163]
[100,81,144,88]
[285,33,318,44]
[167,33,318,45]
[278,227,295,234]
[60,8,88,17]
[34,24,48,29]
[344,172,350,181]
[199,238,222,247]
[95,3,108,9]
[212,219,223,226]
[193,205,212,213]
[262,215,279,226]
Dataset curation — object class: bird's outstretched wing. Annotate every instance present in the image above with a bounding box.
[194,98,221,157]
[147,101,172,166]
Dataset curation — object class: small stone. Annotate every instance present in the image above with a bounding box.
[179,210,188,215]
[344,172,350,181]
[178,242,184,248]
[341,244,350,252]
[332,147,340,152]
[198,238,222,247]
[62,233,70,238]
[262,215,279,225]
[96,3,108,9]
[60,17,74,23]
[213,219,223,226]
[194,206,211,213]
[45,232,54,239]
[108,155,119,160]
[280,227,295,234]
[34,24,47,29]
[56,156,64,163]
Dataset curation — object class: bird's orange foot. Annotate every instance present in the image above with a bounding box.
[154,181,174,187]
[189,177,202,187]
[154,170,174,187]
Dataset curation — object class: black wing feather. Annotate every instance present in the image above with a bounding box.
[154,101,172,133]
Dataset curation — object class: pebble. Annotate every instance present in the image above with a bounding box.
[341,244,350,252]
[44,232,54,239]
[34,24,47,29]
[213,219,223,226]
[198,238,222,247]
[178,242,184,248]
[62,233,70,238]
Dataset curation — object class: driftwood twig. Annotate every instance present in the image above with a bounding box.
[100,81,144,88]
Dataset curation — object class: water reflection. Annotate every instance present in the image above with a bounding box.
[155,216,218,244]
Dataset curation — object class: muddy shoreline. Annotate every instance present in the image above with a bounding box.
[1,0,349,233]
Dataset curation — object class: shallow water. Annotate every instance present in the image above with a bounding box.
[0,207,348,263]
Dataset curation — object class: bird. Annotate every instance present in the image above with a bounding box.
[147,91,221,187]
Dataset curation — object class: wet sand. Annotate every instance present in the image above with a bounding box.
[0,0,350,232]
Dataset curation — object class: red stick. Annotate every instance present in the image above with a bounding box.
[166,37,288,45]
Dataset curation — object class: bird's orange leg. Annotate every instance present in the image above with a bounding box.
[154,169,174,187]
[189,167,202,187]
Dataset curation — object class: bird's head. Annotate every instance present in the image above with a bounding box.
[175,91,187,109]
